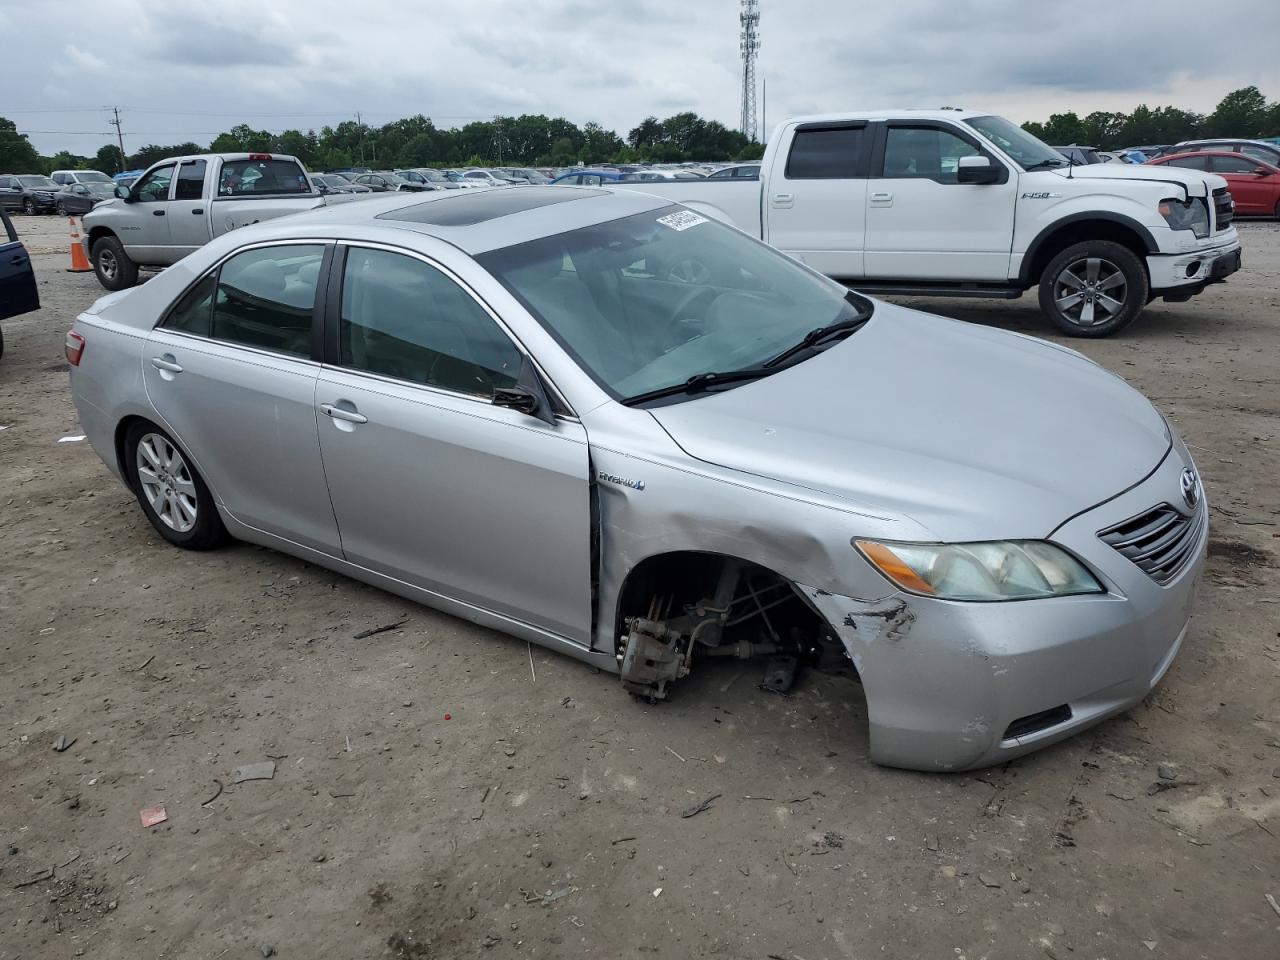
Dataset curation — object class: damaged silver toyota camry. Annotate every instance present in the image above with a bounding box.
[68,187,1206,771]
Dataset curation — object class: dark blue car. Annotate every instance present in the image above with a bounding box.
[0,208,40,359]
[549,169,624,186]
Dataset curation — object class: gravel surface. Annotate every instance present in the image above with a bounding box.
[2,214,1278,959]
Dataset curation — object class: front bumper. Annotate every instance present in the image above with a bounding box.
[806,447,1206,772]
[26,194,58,210]
[1148,238,1241,292]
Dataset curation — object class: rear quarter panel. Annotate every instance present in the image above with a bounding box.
[69,312,152,483]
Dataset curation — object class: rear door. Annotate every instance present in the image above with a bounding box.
[0,209,40,322]
[1209,153,1276,216]
[863,121,1017,281]
[762,122,869,279]
[142,240,342,553]
[0,177,21,210]
[165,159,210,257]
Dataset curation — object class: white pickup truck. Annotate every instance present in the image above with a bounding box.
[615,110,1242,336]
[82,153,325,290]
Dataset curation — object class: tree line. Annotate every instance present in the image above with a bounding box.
[2,86,1278,176]
[0,111,764,175]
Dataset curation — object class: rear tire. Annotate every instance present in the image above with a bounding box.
[91,235,139,291]
[1038,240,1148,338]
[124,421,226,550]
[22,198,36,215]
[55,201,68,217]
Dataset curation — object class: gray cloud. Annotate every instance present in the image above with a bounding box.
[5,0,1277,156]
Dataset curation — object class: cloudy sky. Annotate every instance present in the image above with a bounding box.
[5,0,1279,156]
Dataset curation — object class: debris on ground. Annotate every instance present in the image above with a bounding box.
[260,943,277,957]
[352,618,408,640]
[139,805,167,828]
[1265,892,1280,918]
[760,656,799,694]
[680,793,721,819]
[233,761,277,784]
[201,780,224,806]
[13,867,55,888]
[52,735,76,752]
[1158,763,1179,781]
[978,872,1003,889]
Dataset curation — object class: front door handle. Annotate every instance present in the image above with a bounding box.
[870,191,893,204]
[150,355,183,374]
[192,208,204,215]
[320,402,368,425]
[152,209,166,216]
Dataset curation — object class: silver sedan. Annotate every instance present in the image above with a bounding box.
[67,187,1206,771]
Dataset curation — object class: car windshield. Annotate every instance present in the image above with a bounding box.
[965,115,1067,171]
[19,176,58,188]
[76,171,113,183]
[477,205,872,403]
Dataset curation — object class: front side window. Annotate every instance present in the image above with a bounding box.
[785,127,863,179]
[209,245,324,356]
[340,247,521,397]
[218,159,309,196]
[1166,156,1209,170]
[52,173,69,185]
[133,165,174,202]
[1212,155,1261,174]
[882,127,979,181]
[1241,145,1280,162]
[478,205,869,403]
[174,160,207,200]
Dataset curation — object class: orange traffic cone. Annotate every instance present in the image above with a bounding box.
[67,217,92,273]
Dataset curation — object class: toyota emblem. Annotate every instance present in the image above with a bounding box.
[1179,468,1201,510]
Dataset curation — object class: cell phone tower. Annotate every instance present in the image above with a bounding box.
[739,0,761,142]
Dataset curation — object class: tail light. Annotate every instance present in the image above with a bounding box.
[65,330,86,366]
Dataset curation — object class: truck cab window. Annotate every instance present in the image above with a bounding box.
[175,161,207,201]
[134,165,175,202]
[785,127,863,179]
[883,127,979,183]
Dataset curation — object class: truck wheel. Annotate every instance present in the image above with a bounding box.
[1038,240,1148,338]
[91,235,139,291]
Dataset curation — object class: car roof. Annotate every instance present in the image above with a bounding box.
[278,185,670,254]
[784,108,983,124]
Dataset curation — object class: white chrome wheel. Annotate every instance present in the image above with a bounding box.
[136,432,198,533]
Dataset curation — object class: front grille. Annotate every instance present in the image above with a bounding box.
[1098,503,1204,584]
[1213,187,1233,231]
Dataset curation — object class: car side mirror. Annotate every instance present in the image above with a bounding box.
[957,155,1001,184]
[114,185,131,200]
[492,358,556,425]
[1254,166,1270,177]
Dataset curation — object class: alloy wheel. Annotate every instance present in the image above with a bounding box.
[1053,256,1128,327]
[98,248,117,281]
[136,433,198,533]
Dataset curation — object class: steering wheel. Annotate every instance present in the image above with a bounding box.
[665,258,713,285]
[665,286,720,343]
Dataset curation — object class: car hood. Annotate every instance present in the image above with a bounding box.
[1051,163,1226,196]
[647,305,1170,542]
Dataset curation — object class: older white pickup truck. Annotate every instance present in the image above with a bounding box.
[83,153,325,290]
[615,110,1242,336]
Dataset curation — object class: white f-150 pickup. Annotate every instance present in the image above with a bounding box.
[83,153,325,291]
[615,110,1242,336]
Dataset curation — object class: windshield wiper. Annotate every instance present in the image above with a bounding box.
[762,315,869,369]
[621,368,774,406]
[1024,158,1070,171]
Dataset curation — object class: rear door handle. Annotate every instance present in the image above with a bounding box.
[771,192,794,207]
[192,208,204,215]
[152,209,166,216]
[320,403,368,424]
[870,191,893,203]
[150,356,183,373]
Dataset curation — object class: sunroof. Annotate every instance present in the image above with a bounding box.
[378,188,607,227]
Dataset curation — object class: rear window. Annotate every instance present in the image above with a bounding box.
[785,126,864,179]
[218,159,311,197]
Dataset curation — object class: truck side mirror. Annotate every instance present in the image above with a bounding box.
[957,155,1000,185]
[114,185,131,200]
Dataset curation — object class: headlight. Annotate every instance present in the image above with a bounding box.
[1158,197,1209,239]
[855,539,1104,601]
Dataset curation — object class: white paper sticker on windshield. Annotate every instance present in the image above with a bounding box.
[656,211,708,232]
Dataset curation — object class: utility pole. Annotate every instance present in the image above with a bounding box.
[762,76,767,144]
[355,111,365,165]
[109,106,127,171]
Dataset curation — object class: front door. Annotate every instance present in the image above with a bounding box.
[863,122,1017,281]
[142,241,342,553]
[125,163,176,264]
[0,210,39,322]
[763,122,868,279]
[166,159,210,258]
[1210,154,1278,216]
[314,244,593,643]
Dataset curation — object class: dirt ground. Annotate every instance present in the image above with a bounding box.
[1,213,1278,960]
